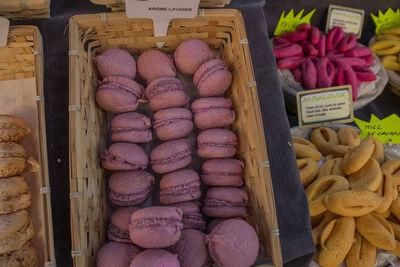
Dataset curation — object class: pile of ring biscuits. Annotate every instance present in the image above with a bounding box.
[370,26,400,72]
[293,126,400,267]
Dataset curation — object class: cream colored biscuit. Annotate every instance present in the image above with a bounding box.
[343,138,375,175]
[338,126,361,147]
[293,143,322,161]
[382,159,400,185]
[375,170,396,214]
[324,154,335,161]
[297,158,319,187]
[310,127,339,155]
[324,189,382,217]
[356,212,396,250]
[0,242,37,267]
[292,136,318,149]
[0,115,29,143]
[318,158,345,177]
[331,144,354,158]
[377,208,391,219]
[348,157,382,191]
[319,217,355,267]
[312,211,338,245]
[0,177,31,215]
[390,196,400,222]
[305,175,349,217]
[0,143,26,178]
[366,136,384,164]
[345,232,376,267]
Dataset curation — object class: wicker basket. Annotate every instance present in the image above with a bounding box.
[0,26,55,266]
[69,10,282,267]
[0,0,50,19]
[90,0,231,12]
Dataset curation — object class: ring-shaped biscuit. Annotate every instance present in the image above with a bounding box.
[388,220,400,257]
[345,232,376,267]
[366,135,385,164]
[324,154,335,162]
[318,158,345,177]
[331,145,354,158]
[306,175,349,217]
[292,136,318,149]
[382,159,400,186]
[375,170,397,214]
[310,127,339,155]
[390,196,400,222]
[338,126,361,147]
[343,138,375,175]
[348,157,382,191]
[312,211,338,245]
[297,158,319,187]
[293,143,322,161]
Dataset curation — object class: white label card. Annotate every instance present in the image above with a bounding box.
[0,17,10,47]
[126,0,201,48]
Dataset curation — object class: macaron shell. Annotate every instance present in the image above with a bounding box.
[108,207,139,243]
[159,169,201,204]
[101,143,149,171]
[129,249,180,267]
[203,187,248,218]
[96,242,141,267]
[207,219,259,267]
[95,48,137,79]
[138,49,176,82]
[197,129,237,159]
[168,201,206,230]
[151,139,192,174]
[174,38,215,76]
[154,108,193,141]
[111,112,152,143]
[192,97,235,129]
[202,159,244,186]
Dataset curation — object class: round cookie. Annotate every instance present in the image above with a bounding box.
[0,115,29,143]
[0,242,37,267]
[0,176,31,214]
[0,143,26,178]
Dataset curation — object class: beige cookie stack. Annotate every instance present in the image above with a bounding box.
[0,115,37,266]
[293,126,400,267]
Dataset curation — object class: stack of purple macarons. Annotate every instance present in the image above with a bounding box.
[95,40,259,267]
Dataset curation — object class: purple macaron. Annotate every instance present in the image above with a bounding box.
[107,207,139,243]
[151,139,192,174]
[101,143,149,171]
[95,48,137,79]
[202,159,244,186]
[108,170,154,206]
[168,229,209,267]
[137,49,176,82]
[159,169,201,204]
[197,129,237,158]
[96,76,144,113]
[154,108,193,141]
[129,206,183,248]
[203,187,248,218]
[191,97,235,130]
[206,219,259,267]
[96,242,141,267]
[145,77,189,112]
[129,249,180,267]
[193,59,232,97]
[168,201,206,231]
[111,112,152,143]
[174,38,215,76]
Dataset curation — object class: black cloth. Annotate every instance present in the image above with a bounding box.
[12,0,315,266]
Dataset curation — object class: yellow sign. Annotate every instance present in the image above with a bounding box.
[326,5,365,38]
[371,8,400,35]
[354,114,400,144]
[297,86,354,128]
[273,9,316,36]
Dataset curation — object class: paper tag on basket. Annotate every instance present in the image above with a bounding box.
[296,86,354,128]
[0,17,10,47]
[354,114,400,144]
[273,9,316,36]
[125,0,201,48]
[326,5,365,38]
[371,8,400,35]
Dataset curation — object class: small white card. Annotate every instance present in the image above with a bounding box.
[0,16,10,47]
[326,5,365,38]
[126,0,201,48]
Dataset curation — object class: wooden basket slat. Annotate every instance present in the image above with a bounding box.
[69,10,282,267]
[0,0,50,20]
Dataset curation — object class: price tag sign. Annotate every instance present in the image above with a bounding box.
[273,9,316,36]
[0,17,10,47]
[371,8,400,35]
[355,114,400,144]
[126,0,200,48]
[326,5,365,38]
[297,86,354,128]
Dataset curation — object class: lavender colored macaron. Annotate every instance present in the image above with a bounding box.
[202,158,244,186]
[129,206,183,248]
[129,249,180,267]
[96,242,141,267]
[111,112,152,143]
[174,38,215,76]
[197,129,237,158]
[108,170,154,206]
[151,139,192,174]
[191,97,235,130]
[102,143,149,171]
[95,48,137,79]
[145,77,189,112]
[138,49,176,82]
[203,187,248,218]
[193,58,232,97]
[107,207,139,243]
[159,169,201,204]
[168,201,206,231]
[154,108,193,141]
[207,219,259,267]
[168,229,209,267]
[96,76,144,113]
